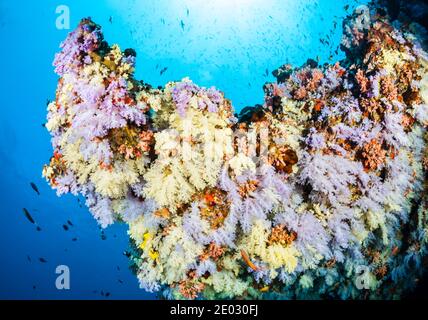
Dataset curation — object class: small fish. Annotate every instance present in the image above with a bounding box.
[101,232,107,241]
[30,182,40,195]
[39,257,47,263]
[67,220,73,226]
[62,224,69,231]
[23,208,36,224]
[116,266,120,271]
[344,4,349,11]
[264,68,269,77]
[109,16,113,24]
[118,279,123,284]
[241,250,259,271]
[33,285,37,290]
[186,8,189,16]
[36,226,42,232]
[160,67,168,76]
[46,99,51,106]
[180,20,185,30]
[41,123,46,128]
[105,292,111,297]
[260,286,269,292]
[27,255,31,262]
[72,237,78,242]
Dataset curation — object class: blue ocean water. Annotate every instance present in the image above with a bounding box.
[0,0,368,299]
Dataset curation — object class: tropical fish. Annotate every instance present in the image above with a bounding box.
[30,182,40,195]
[23,208,35,224]
[240,250,259,271]
[160,67,168,75]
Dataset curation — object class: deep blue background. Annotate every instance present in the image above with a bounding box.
[0,0,367,299]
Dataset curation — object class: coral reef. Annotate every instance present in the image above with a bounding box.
[44,4,428,299]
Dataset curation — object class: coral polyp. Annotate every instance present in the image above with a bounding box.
[44,5,428,299]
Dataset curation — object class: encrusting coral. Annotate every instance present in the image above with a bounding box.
[43,4,428,299]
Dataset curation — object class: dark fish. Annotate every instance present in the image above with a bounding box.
[36,226,42,232]
[160,67,168,76]
[180,20,185,30]
[344,5,349,11]
[27,255,31,262]
[186,8,189,16]
[39,258,47,263]
[62,224,69,231]
[67,220,73,226]
[42,123,46,128]
[23,208,36,224]
[116,266,120,271]
[264,68,269,77]
[118,279,123,284]
[33,285,37,290]
[109,16,113,24]
[101,232,107,240]
[105,292,111,297]
[30,182,40,195]
[72,237,78,242]
[46,99,51,106]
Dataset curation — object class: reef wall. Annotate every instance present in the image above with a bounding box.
[43,4,428,299]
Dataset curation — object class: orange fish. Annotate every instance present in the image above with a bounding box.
[241,249,259,271]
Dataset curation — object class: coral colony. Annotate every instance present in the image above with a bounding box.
[44,4,428,299]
